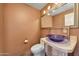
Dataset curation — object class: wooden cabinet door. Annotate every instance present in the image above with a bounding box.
[41,15,53,28]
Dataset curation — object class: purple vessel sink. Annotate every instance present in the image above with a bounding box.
[47,34,67,42]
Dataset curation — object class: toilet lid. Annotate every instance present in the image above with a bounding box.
[31,44,44,53]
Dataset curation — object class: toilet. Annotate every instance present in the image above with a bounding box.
[31,38,45,56]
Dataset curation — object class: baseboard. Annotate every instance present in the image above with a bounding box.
[0,53,9,56]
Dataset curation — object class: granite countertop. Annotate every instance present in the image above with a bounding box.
[41,36,77,53]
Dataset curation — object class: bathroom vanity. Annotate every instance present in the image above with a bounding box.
[41,36,77,56]
[40,3,79,56]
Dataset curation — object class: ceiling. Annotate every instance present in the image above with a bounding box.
[49,3,74,16]
[27,3,47,10]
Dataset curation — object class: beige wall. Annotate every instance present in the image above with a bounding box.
[3,4,40,55]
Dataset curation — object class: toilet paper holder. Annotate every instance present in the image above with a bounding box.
[24,39,28,44]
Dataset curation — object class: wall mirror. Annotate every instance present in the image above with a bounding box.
[48,3,79,28]
[41,3,79,28]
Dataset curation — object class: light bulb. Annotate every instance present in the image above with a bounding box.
[48,6,51,10]
[43,10,46,14]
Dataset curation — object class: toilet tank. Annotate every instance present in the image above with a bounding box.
[40,37,46,45]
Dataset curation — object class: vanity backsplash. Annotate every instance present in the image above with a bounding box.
[41,28,68,37]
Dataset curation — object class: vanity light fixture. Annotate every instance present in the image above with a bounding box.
[48,5,51,10]
[43,10,46,14]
